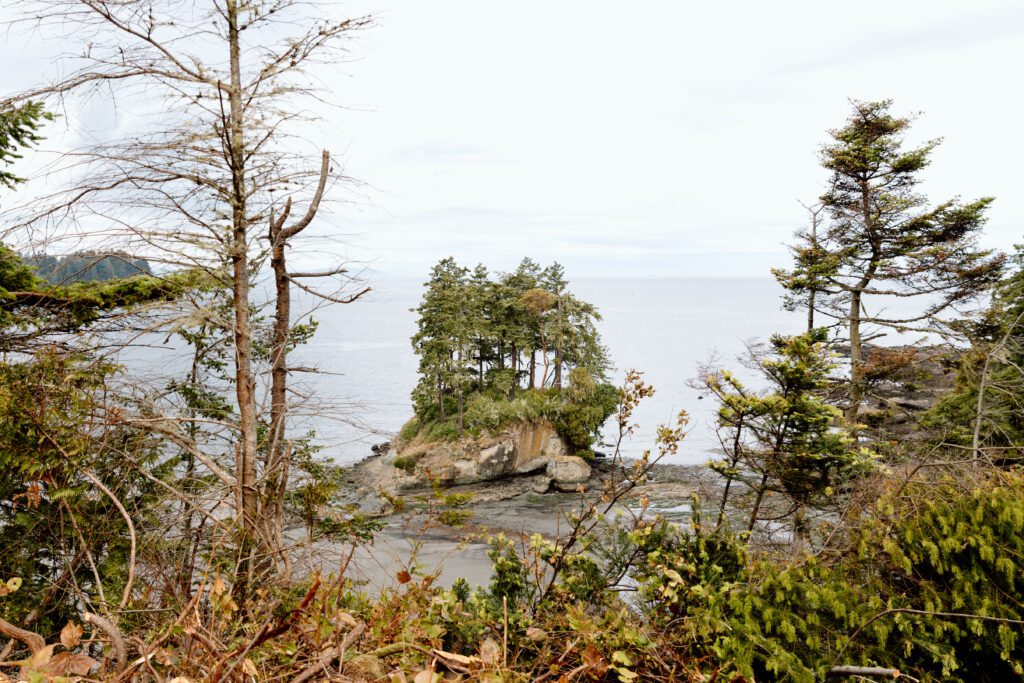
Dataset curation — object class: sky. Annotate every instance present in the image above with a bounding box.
[2,0,1023,279]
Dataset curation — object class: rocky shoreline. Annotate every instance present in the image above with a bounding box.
[328,452,715,590]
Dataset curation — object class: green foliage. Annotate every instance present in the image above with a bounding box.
[555,368,620,452]
[0,101,50,190]
[398,416,421,442]
[392,453,424,474]
[0,351,164,632]
[405,381,617,455]
[703,330,875,533]
[927,243,1024,450]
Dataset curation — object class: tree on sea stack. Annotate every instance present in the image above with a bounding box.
[774,100,1004,430]
[409,257,614,453]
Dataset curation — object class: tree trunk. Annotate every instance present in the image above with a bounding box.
[846,291,864,430]
[457,386,464,438]
[225,0,260,594]
[456,348,464,436]
[807,288,815,332]
[509,342,518,398]
[529,349,536,389]
[438,369,445,420]
[263,152,329,563]
[747,473,770,533]
[554,294,563,389]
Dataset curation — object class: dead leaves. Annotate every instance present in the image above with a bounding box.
[18,642,99,682]
[59,622,83,649]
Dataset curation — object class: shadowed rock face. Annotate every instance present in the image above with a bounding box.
[547,456,591,491]
[389,419,573,487]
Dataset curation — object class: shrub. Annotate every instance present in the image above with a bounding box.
[392,453,423,474]
[426,420,458,441]
[398,416,421,442]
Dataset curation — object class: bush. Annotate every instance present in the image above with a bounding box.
[426,420,458,441]
[392,453,423,474]
[398,416,421,442]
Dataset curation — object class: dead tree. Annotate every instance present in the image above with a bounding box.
[4,0,372,595]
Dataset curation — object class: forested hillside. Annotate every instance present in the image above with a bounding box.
[25,252,152,285]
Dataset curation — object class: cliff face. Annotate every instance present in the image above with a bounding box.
[388,419,571,486]
[368,417,593,491]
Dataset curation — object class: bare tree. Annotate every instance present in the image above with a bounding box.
[3,0,372,594]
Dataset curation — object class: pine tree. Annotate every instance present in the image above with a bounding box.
[775,100,1004,429]
[702,330,873,538]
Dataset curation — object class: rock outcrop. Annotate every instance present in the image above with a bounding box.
[382,419,575,488]
[547,455,592,492]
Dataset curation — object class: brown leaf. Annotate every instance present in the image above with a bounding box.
[479,637,501,666]
[525,627,548,641]
[582,643,608,678]
[241,657,258,677]
[412,668,438,683]
[60,620,84,648]
[22,643,56,675]
[336,611,359,627]
[396,570,412,584]
[46,651,99,677]
[431,648,481,671]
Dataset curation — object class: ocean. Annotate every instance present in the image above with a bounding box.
[285,277,810,465]
[119,276,941,466]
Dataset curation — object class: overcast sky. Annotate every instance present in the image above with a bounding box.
[2,0,1023,278]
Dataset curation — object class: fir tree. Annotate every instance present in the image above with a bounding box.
[775,100,1004,429]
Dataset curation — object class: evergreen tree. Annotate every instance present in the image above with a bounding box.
[774,100,1004,429]
[411,258,471,422]
[928,244,1024,454]
[702,330,873,538]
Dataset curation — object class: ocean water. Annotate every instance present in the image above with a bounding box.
[117,276,941,465]
[286,277,809,465]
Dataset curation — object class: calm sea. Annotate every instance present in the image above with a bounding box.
[285,277,809,465]
[119,276,940,465]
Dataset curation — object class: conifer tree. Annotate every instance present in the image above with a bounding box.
[411,258,470,421]
[702,330,873,538]
[775,100,1004,428]
[929,244,1024,454]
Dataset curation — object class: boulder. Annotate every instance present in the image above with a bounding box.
[547,456,591,491]
[478,439,515,479]
[531,476,553,494]
[388,419,573,487]
[512,423,568,473]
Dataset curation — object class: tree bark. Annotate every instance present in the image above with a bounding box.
[747,472,770,532]
[225,0,261,592]
[845,289,864,429]
[554,294,563,389]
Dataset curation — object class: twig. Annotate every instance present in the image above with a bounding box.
[84,612,127,673]
[290,622,366,683]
